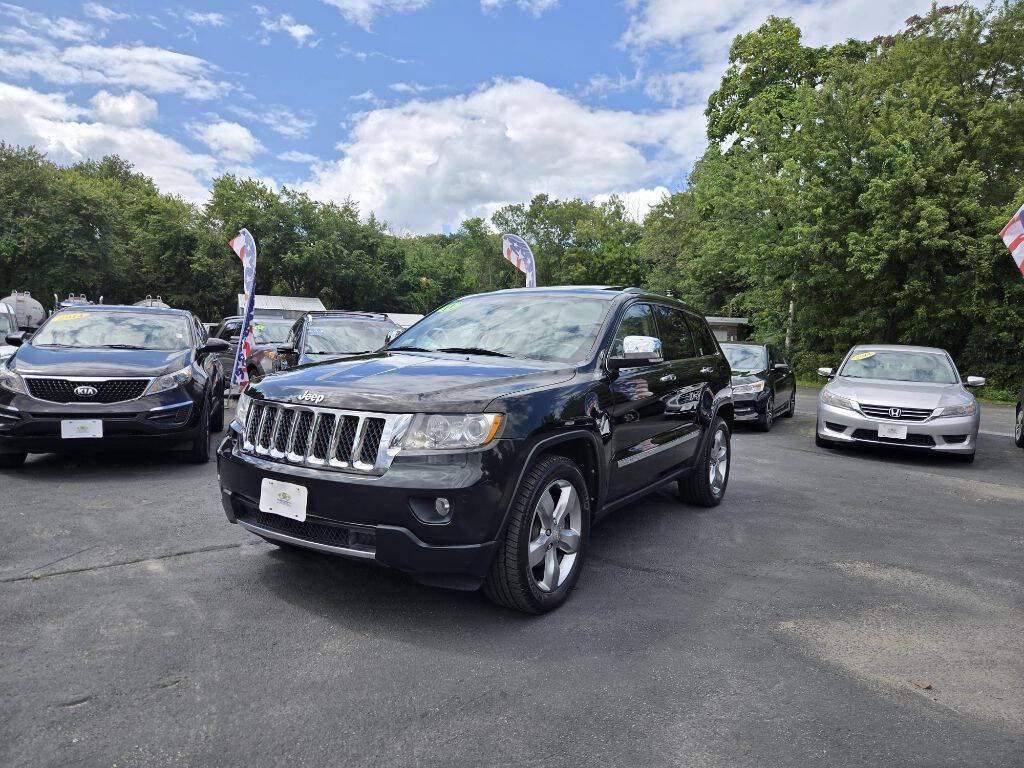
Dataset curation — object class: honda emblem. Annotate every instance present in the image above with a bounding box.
[888,408,902,418]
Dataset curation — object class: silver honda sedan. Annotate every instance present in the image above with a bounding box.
[815,344,984,462]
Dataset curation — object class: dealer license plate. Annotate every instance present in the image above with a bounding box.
[259,478,307,522]
[878,423,908,440]
[61,419,103,439]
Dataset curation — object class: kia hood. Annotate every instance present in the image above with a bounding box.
[249,351,577,412]
[826,376,972,410]
[11,344,192,377]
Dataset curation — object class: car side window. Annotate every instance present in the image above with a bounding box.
[193,316,207,343]
[611,303,659,358]
[288,319,303,350]
[690,316,719,357]
[219,320,241,340]
[653,305,696,361]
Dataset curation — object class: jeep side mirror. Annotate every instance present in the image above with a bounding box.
[817,367,834,378]
[5,332,24,347]
[608,335,663,369]
[964,376,986,388]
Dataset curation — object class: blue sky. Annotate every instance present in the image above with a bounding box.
[1,1,944,232]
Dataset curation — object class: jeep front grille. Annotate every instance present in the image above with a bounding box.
[240,400,406,475]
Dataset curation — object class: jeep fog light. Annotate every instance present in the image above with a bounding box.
[435,498,450,516]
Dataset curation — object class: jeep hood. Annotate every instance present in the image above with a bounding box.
[250,351,577,412]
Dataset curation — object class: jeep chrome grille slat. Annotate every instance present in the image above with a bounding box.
[241,400,403,475]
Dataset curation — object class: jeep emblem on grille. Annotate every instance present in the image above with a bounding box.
[73,385,98,398]
[889,408,902,418]
[297,390,324,404]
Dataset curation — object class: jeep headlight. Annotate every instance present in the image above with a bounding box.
[936,401,976,418]
[235,390,252,428]
[731,380,765,395]
[821,389,858,412]
[144,366,193,395]
[402,413,503,451]
[0,366,26,394]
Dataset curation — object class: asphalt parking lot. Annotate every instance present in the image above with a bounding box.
[1,388,1021,767]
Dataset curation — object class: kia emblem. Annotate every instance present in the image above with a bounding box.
[889,408,902,418]
[74,385,98,398]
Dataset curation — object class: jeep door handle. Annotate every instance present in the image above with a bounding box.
[660,374,676,383]
[700,366,714,374]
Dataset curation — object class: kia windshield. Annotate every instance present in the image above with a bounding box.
[303,321,394,355]
[389,295,611,364]
[839,350,957,383]
[32,311,192,350]
[722,344,767,372]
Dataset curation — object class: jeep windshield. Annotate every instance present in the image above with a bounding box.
[389,295,611,364]
[303,320,395,355]
[31,311,192,350]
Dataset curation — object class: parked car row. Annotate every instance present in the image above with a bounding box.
[0,285,998,615]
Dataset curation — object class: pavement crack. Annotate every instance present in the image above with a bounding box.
[3,541,261,584]
[59,695,91,708]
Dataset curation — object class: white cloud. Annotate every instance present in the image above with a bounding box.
[184,10,226,26]
[262,107,316,138]
[0,81,216,200]
[480,0,558,15]
[81,3,131,23]
[277,150,320,164]
[300,77,703,233]
[0,2,96,42]
[320,0,430,30]
[190,120,265,162]
[89,89,157,126]
[623,0,982,108]
[256,9,316,46]
[592,186,669,222]
[389,82,445,94]
[0,36,230,100]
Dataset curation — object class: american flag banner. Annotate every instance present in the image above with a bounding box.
[502,234,537,287]
[1001,202,1024,278]
[229,228,258,391]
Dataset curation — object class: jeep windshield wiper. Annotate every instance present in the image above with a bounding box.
[388,345,431,352]
[97,344,149,350]
[435,347,511,358]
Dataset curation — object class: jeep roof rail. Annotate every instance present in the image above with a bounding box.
[307,310,391,321]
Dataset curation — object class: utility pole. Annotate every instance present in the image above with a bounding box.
[785,282,795,352]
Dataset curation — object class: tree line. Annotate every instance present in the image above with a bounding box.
[0,4,1021,394]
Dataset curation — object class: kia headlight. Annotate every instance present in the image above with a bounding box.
[0,366,26,394]
[235,390,252,428]
[731,380,765,395]
[402,413,503,451]
[821,389,858,412]
[144,366,193,395]
[936,401,976,418]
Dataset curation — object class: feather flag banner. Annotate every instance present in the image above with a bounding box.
[229,228,258,392]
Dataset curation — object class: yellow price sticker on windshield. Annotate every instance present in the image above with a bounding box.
[850,351,875,361]
[436,301,462,314]
[51,312,88,322]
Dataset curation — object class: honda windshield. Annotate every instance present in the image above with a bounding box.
[31,311,192,351]
[839,350,957,384]
[389,294,611,364]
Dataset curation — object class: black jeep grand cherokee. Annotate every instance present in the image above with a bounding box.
[218,287,733,612]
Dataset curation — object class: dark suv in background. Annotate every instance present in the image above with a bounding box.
[271,311,400,371]
[217,287,733,613]
[0,305,228,467]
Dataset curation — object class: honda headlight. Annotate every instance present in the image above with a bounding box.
[732,380,765,395]
[936,401,977,418]
[403,413,503,451]
[821,389,858,412]
[0,366,26,394]
[144,366,193,395]
[234,390,251,428]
